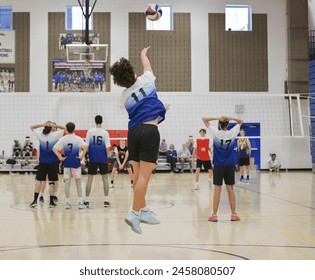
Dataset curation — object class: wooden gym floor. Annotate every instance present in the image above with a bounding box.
[0,170,314,260]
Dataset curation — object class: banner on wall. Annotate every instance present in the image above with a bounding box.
[52,60,106,92]
[59,33,99,50]
[0,67,15,92]
[0,30,15,64]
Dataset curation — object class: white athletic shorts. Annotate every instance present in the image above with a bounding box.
[64,167,81,179]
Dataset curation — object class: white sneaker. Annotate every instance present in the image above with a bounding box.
[140,209,160,224]
[125,211,142,234]
[78,201,87,209]
[65,201,72,209]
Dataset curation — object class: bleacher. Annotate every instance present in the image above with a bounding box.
[0,157,38,173]
[156,155,196,172]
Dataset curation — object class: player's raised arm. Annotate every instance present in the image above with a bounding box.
[30,121,51,131]
[140,46,153,74]
[202,117,221,128]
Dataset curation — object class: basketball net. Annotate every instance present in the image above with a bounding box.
[82,60,93,78]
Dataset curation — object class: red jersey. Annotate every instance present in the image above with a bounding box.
[195,138,211,161]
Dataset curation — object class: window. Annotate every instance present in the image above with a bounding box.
[225,4,252,31]
[0,6,13,30]
[146,5,173,31]
[66,5,93,30]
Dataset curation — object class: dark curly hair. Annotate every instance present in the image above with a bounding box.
[219,120,229,129]
[109,58,136,88]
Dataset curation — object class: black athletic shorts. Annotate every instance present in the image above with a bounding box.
[35,162,59,181]
[213,165,235,186]
[238,157,250,166]
[196,159,212,171]
[128,124,160,163]
[88,162,108,175]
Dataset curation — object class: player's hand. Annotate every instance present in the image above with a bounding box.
[220,116,229,122]
[119,164,123,170]
[141,46,151,55]
[59,156,66,161]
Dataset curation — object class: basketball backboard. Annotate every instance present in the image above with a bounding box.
[66,44,108,63]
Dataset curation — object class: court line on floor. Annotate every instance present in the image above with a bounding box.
[0,243,314,259]
[0,244,249,260]
[235,185,315,210]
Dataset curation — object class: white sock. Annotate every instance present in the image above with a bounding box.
[65,198,71,204]
[78,197,83,203]
[104,196,109,202]
[39,192,43,197]
[85,196,89,202]
[132,210,140,216]
[54,192,57,196]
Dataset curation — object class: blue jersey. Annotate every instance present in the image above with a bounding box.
[86,127,111,163]
[120,71,166,128]
[33,129,64,164]
[54,74,60,82]
[208,124,240,167]
[53,134,87,168]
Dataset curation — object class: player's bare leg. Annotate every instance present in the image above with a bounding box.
[194,168,201,190]
[132,161,155,212]
[226,185,240,221]
[208,169,213,187]
[127,167,134,187]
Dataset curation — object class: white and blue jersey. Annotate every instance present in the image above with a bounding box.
[53,134,87,169]
[86,128,111,163]
[33,129,64,164]
[120,71,166,128]
[208,124,240,167]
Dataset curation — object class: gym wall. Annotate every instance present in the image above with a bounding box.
[129,13,191,92]
[208,13,268,92]
[0,12,30,92]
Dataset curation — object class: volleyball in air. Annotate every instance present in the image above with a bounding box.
[146,4,163,21]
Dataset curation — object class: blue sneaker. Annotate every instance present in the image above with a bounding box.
[239,177,244,183]
[140,209,160,224]
[245,178,250,183]
[65,202,72,209]
[78,201,87,209]
[125,212,142,234]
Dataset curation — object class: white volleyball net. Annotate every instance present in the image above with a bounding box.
[0,93,307,156]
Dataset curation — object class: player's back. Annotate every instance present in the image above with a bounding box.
[210,125,240,166]
[57,134,85,168]
[33,130,63,163]
[86,127,110,163]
